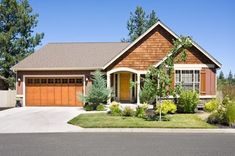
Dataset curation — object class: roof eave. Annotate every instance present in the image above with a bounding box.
[13,67,103,72]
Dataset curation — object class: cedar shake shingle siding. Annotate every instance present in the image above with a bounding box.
[108,25,215,71]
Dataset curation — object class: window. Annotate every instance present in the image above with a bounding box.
[62,79,68,84]
[48,78,54,84]
[76,78,83,84]
[175,70,200,92]
[27,79,33,84]
[34,79,40,84]
[69,78,75,84]
[41,79,47,84]
[55,78,61,84]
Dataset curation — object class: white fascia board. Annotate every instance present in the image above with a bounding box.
[14,67,102,71]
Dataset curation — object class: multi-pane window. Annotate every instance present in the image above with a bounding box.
[175,70,200,92]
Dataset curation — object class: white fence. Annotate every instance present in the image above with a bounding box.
[0,90,16,107]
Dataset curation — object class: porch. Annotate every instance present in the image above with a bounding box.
[107,67,146,104]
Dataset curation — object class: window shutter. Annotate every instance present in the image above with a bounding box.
[200,69,206,95]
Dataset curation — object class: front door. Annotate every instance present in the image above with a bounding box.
[119,73,130,101]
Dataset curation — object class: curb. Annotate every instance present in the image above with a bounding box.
[76,128,235,133]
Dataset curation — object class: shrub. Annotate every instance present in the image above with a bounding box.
[204,99,219,112]
[226,103,235,126]
[155,100,177,115]
[135,103,148,118]
[109,101,122,116]
[122,106,135,117]
[177,90,199,113]
[80,70,112,105]
[207,107,227,125]
[84,104,94,111]
[96,104,105,111]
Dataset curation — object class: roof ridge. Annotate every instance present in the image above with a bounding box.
[48,42,129,44]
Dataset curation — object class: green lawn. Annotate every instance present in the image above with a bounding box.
[68,113,216,128]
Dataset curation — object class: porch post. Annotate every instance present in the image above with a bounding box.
[137,73,141,104]
[107,72,111,104]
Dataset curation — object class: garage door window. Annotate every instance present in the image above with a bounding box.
[27,79,33,84]
[55,79,61,84]
[69,78,75,84]
[62,79,68,84]
[34,79,40,84]
[76,78,83,84]
[48,78,54,84]
[41,79,47,84]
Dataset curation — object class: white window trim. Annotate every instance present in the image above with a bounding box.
[22,75,86,107]
[174,64,215,70]
[175,69,200,93]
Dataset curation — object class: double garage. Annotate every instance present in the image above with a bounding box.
[25,77,84,107]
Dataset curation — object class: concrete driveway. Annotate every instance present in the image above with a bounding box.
[0,107,84,133]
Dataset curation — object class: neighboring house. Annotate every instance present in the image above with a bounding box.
[12,21,221,107]
[0,76,7,90]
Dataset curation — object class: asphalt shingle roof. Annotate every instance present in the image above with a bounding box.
[12,42,129,70]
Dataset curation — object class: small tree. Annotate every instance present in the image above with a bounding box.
[140,36,192,120]
[81,70,112,106]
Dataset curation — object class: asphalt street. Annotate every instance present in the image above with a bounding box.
[0,133,234,156]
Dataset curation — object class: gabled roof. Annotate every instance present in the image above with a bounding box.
[103,20,221,69]
[12,20,221,71]
[12,42,129,71]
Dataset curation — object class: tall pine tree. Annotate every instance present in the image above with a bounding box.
[228,70,233,84]
[146,10,158,29]
[123,6,158,42]
[0,0,44,89]
[218,71,225,80]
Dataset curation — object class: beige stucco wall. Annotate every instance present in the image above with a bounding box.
[0,90,16,107]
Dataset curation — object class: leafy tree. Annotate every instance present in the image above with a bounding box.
[0,0,44,89]
[140,36,192,120]
[123,6,158,42]
[141,36,192,102]
[81,70,112,106]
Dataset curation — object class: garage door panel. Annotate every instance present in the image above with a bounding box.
[26,86,34,106]
[32,79,41,106]
[40,86,48,106]
[61,86,69,106]
[26,77,84,106]
[76,86,83,106]
[68,86,76,106]
[47,86,55,105]
[54,86,62,105]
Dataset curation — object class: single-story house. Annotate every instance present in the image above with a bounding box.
[12,20,221,107]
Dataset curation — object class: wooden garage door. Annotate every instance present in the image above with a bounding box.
[26,77,84,106]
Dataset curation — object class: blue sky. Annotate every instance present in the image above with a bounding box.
[29,0,235,76]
